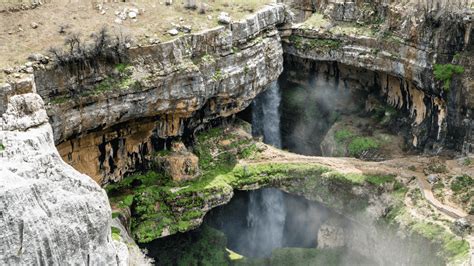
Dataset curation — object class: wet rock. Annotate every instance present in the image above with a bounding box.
[317,218,346,248]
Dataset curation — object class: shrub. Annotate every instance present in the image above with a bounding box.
[433,64,465,91]
[0,143,4,152]
[348,137,379,157]
[334,129,353,143]
[450,175,473,192]
[49,27,130,67]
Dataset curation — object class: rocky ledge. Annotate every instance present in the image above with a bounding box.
[107,123,471,265]
[19,4,288,184]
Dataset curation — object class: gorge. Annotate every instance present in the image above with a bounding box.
[0,0,473,265]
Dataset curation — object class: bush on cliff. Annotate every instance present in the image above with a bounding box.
[433,64,465,91]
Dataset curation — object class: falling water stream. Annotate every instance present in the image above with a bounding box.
[247,82,286,257]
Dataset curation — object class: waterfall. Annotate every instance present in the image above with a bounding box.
[252,81,282,148]
[245,82,285,257]
[244,188,286,257]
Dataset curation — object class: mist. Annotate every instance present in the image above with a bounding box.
[204,188,444,265]
[280,70,363,156]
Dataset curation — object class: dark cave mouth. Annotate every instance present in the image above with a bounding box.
[239,56,431,159]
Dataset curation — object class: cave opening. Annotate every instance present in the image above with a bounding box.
[140,188,444,266]
[241,55,429,160]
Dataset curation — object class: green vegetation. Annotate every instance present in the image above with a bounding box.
[115,63,130,73]
[106,125,391,243]
[92,75,138,94]
[453,53,461,61]
[426,161,448,174]
[301,13,330,29]
[411,222,470,262]
[366,174,396,186]
[348,137,379,157]
[433,64,465,91]
[111,212,120,219]
[334,129,354,143]
[462,158,472,166]
[111,226,121,241]
[212,70,223,81]
[372,105,398,125]
[149,226,230,265]
[450,175,473,192]
[201,53,215,64]
[0,143,4,152]
[237,248,373,266]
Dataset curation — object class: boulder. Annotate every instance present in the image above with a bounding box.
[168,28,179,36]
[153,141,199,182]
[218,12,231,24]
[427,174,439,184]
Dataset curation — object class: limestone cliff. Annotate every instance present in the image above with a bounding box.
[0,82,119,264]
[280,0,473,152]
[29,4,287,184]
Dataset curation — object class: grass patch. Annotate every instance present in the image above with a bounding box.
[301,13,330,29]
[348,137,379,157]
[433,64,465,91]
[366,174,396,186]
[334,129,353,143]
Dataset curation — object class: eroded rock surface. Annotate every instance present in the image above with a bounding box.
[0,90,118,264]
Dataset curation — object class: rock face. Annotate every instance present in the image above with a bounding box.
[154,141,200,182]
[281,1,473,153]
[0,83,118,264]
[31,4,287,184]
[317,218,346,249]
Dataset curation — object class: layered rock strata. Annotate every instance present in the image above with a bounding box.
[30,4,287,184]
[280,0,473,152]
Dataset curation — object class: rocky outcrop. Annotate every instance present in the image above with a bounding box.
[0,80,118,264]
[26,4,288,184]
[36,4,286,144]
[153,141,200,182]
[280,1,473,153]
